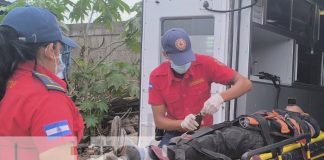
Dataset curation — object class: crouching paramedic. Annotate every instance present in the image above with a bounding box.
[148,28,252,147]
[167,105,321,160]
[0,6,84,160]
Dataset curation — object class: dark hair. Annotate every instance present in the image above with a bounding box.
[0,26,47,100]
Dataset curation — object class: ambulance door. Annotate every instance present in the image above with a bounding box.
[139,0,232,147]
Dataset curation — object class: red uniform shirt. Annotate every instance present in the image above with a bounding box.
[149,54,235,126]
[0,61,84,160]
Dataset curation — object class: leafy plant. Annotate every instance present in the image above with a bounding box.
[69,59,140,132]
[1,0,142,135]
[123,2,142,53]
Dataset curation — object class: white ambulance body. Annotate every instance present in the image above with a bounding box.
[139,0,324,147]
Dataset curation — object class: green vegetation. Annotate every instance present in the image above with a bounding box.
[0,0,142,135]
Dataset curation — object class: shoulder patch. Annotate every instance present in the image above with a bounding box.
[32,71,66,93]
[149,83,153,90]
[44,120,72,140]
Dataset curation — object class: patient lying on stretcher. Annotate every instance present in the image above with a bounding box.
[165,105,321,160]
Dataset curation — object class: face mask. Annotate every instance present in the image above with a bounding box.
[170,61,191,74]
[53,53,65,79]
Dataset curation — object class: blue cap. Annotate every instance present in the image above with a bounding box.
[162,28,195,65]
[1,6,78,48]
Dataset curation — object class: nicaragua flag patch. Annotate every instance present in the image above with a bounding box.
[44,120,72,140]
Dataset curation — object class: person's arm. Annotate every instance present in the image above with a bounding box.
[219,73,252,101]
[200,56,252,115]
[30,93,82,159]
[152,104,183,131]
[152,104,199,131]
[39,143,76,160]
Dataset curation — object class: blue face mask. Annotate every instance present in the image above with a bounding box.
[55,54,65,79]
[170,61,191,74]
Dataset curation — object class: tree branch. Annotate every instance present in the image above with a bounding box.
[90,42,126,72]
[71,57,83,71]
[89,37,105,51]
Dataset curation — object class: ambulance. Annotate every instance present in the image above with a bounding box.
[139,0,324,158]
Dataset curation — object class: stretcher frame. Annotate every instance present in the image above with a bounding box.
[241,132,324,160]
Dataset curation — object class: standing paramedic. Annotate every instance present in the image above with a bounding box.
[149,28,252,147]
[0,6,84,160]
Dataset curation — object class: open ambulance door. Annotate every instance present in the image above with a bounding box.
[138,0,245,147]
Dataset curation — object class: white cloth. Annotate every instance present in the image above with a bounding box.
[180,114,199,131]
[201,93,224,115]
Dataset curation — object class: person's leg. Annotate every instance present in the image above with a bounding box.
[158,131,182,148]
[222,126,264,158]
[196,126,264,159]
[179,130,229,160]
[198,130,227,152]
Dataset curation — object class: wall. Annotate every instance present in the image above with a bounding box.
[250,26,294,86]
[66,23,139,63]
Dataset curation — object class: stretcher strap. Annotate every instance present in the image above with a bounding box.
[265,111,290,134]
[300,142,311,160]
[183,121,234,143]
[287,113,309,135]
[250,114,278,157]
[250,114,272,145]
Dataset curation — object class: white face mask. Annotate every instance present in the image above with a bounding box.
[170,61,191,74]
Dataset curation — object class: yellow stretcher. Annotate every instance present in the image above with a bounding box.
[241,132,324,160]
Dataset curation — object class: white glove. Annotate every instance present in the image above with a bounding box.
[180,114,199,131]
[201,93,224,115]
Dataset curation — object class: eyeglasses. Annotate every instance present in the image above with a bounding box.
[53,42,64,54]
[43,42,72,55]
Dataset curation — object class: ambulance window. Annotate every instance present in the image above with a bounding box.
[291,0,314,39]
[295,44,323,86]
[160,17,215,62]
[266,0,291,30]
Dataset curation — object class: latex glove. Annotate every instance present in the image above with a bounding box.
[180,114,199,131]
[201,93,224,115]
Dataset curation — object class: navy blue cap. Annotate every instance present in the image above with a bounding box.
[162,28,195,65]
[1,6,78,48]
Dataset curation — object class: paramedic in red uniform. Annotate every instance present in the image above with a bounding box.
[149,28,252,147]
[0,6,84,160]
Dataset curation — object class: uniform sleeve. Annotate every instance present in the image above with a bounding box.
[148,73,164,105]
[30,92,78,153]
[205,57,236,85]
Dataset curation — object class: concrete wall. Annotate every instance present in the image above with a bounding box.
[66,23,139,64]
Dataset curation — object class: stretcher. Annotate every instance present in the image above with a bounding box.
[241,132,324,160]
[150,132,324,160]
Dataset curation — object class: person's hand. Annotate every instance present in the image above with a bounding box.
[180,114,199,131]
[201,93,224,115]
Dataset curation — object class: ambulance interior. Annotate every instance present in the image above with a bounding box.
[240,0,324,158]
[247,0,324,131]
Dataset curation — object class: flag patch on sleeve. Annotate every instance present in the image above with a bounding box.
[44,120,72,140]
[149,83,153,90]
